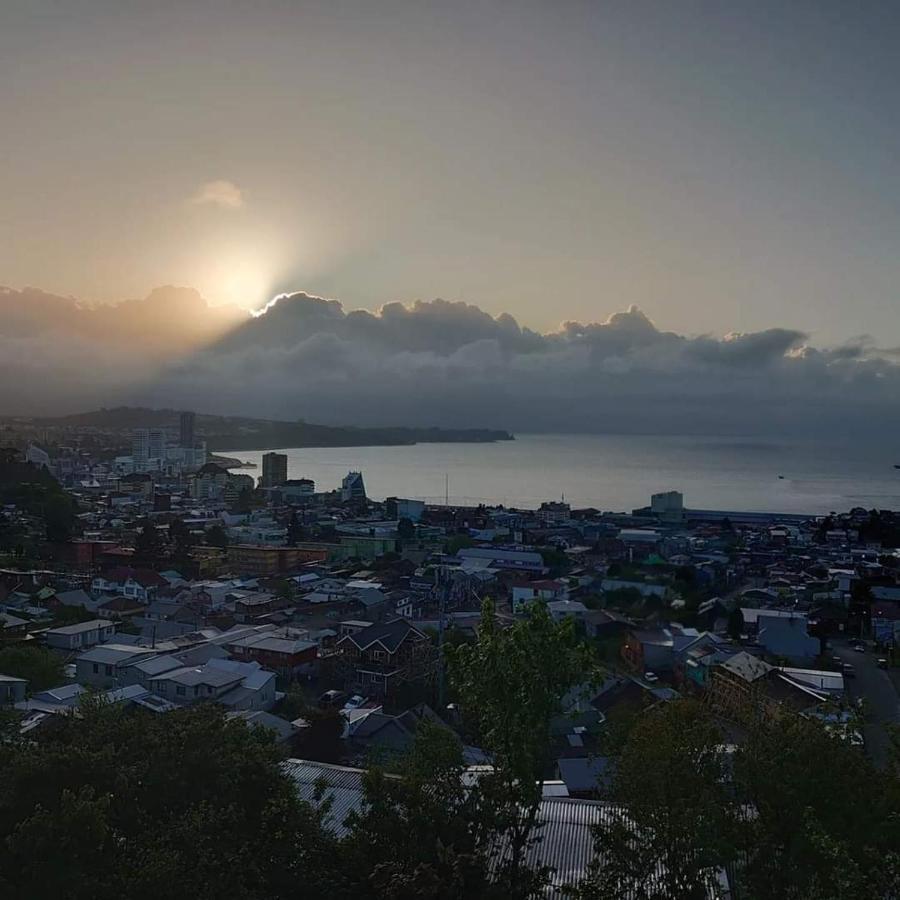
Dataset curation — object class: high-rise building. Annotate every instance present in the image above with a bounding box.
[341,470,366,503]
[132,428,166,462]
[261,452,288,488]
[179,411,196,448]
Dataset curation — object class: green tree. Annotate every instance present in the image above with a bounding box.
[575,699,736,899]
[732,714,900,899]
[0,644,65,692]
[396,517,415,544]
[344,721,508,899]
[448,598,593,893]
[206,523,229,550]
[0,701,344,900]
[286,511,305,547]
[133,519,164,566]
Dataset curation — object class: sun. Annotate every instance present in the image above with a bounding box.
[210,253,271,309]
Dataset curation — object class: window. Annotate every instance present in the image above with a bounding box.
[207,685,213,694]
[193,686,199,697]
[92,663,99,674]
[105,665,113,676]
[176,685,186,696]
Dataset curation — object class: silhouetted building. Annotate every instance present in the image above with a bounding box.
[261,452,288,488]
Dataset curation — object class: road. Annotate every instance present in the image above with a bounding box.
[833,639,900,768]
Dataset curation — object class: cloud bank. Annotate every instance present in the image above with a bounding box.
[1,286,899,437]
[190,179,244,209]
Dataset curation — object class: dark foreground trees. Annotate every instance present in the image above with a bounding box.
[2,607,898,900]
[575,699,900,900]
[0,701,341,900]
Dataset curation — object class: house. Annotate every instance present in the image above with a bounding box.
[97,595,145,620]
[756,613,819,664]
[707,651,829,724]
[46,619,116,651]
[0,674,28,705]
[556,757,614,798]
[148,658,276,711]
[343,703,443,756]
[225,627,318,677]
[510,578,568,613]
[0,612,29,639]
[75,644,158,688]
[92,567,167,603]
[335,619,432,697]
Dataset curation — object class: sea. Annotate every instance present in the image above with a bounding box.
[221,433,900,516]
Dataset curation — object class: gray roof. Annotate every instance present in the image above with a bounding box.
[281,759,725,897]
[47,619,110,636]
[77,645,155,665]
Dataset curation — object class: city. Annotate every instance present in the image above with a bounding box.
[4,2,900,897]
[1,411,898,896]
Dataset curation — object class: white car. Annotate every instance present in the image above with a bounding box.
[644,671,659,684]
[342,694,366,710]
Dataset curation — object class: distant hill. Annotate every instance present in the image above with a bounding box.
[34,407,514,450]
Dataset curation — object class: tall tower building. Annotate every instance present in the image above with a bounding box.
[261,452,288,488]
[179,411,196,448]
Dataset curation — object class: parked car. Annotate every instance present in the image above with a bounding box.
[877,658,889,670]
[342,694,366,711]
[644,671,659,683]
[832,655,843,669]
[317,689,348,708]
[852,643,866,653]
[842,663,856,678]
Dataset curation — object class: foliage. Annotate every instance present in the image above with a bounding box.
[205,523,229,549]
[396,517,415,543]
[133,518,164,565]
[344,721,511,898]
[448,598,594,892]
[0,644,66,692]
[286,511,305,546]
[731,714,900,899]
[0,702,343,900]
[575,700,736,899]
[0,459,78,542]
[446,534,474,555]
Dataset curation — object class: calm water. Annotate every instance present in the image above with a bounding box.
[222,434,900,515]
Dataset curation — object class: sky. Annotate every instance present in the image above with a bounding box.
[2,2,900,432]
[2,1,899,344]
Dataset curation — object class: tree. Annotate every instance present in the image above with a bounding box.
[732,714,900,899]
[726,606,744,639]
[206,523,229,550]
[0,702,345,900]
[0,644,65,692]
[133,519,163,566]
[575,699,736,899]
[286,511,305,547]
[344,721,508,899]
[447,598,593,894]
[396,517,415,544]
[169,517,195,569]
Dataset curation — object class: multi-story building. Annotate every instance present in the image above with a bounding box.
[341,471,367,503]
[334,619,432,697]
[261,452,288,488]
[132,428,166,464]
[226,544,330,576]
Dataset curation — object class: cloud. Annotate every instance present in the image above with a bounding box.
[1,285,899,438]
[190,179,244,209]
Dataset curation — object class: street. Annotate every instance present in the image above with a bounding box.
[833,639,900,769]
